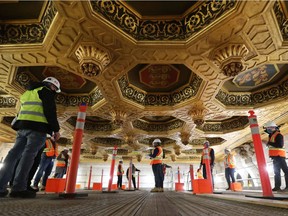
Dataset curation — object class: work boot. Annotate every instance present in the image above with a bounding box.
[40,186,45,191]
[28,186,39,192]
[150,187,159,192]
[279,188,288,193]
[272,187,281,192]
[10,190,36,198]
[0,190,9,198]
[158,188,164,192]
[226,187,230,190]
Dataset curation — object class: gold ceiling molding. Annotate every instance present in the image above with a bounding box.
[189,101,208,127]
[210,44,249,77]
[110,109,127,127]
[75,43,111,77]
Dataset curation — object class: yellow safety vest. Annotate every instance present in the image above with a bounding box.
[17,87,48,123]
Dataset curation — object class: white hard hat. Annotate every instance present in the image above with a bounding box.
[43,77,61,93]
[225,148,231,153]
[203,140,210,146]
[152,139,161,144]
[263,121,278,128]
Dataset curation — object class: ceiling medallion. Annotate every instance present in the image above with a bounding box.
[75,43,111,77]
[90,146,98,155]
[180,131,190,145]
[136,154,142,162]
[210,44,249,77]
[173,145,181,156]
[189,101,208,127]
[110,110,127,127]
[170,155,176,162]
[103,153,109,162]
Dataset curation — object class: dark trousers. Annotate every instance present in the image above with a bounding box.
[225,167,235,188]
[202,164,214,187]
[273,157,288,189]
[152,164,164,188]
[117,175,123,188]
[126,175,137,189]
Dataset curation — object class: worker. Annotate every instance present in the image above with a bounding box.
[126,163,140,189]
[32,135,58,191]
[198,140,215,187]
[263,121,288,192]
[0,77,61,198]
[117,160,124,189]
[224,148,236,190]
[149,138,164,192]
[54,148,69,178]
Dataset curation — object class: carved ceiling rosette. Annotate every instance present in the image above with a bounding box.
[103,153,109,162]
[75,43,111,77]
[189,101,208,127]
[173,145,181,156]
[170,154,176,162]
[136,154,142,162]
[180,131,190,145]
[210,44,249,77]
[110,109,127,127]
[90,146,98,155]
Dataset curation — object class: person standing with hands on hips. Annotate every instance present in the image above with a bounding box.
[149,138,164,192]
[263,121,288,192]
[0,77,61,198]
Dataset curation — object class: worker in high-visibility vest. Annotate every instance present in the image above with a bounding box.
[264,121,288,192]
[149,138,164,192]
[117,160,124,189]
[0,77,61,199]
[54,148,69,178]
[224,148,236,190]
[32,136,58,191]
[198,140,215,187]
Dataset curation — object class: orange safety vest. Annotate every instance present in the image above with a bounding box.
[268,131,286,158]
[56,152,68,167]
[43,139,58,157]
[201,148,212,164]
[117,164,124,175]
[150,146,163,165]
[224,154,236,168]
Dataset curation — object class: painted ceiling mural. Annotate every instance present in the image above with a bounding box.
[1,0,288,164]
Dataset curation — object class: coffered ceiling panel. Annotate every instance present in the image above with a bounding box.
[1,0,288,163]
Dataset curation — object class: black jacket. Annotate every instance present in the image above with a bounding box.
[12,82,60,135]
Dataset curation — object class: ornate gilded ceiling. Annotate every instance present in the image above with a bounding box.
[1,1,288,164]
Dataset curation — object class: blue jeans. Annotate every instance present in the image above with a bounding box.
[33,153,54,187]
[225,167,235,187]
[0,129,46,192]
[152,164,164,188]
